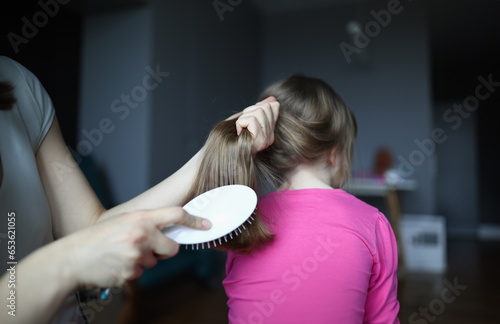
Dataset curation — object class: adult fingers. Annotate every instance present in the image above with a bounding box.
[137,250,160,269]
[235,96,279,133]
[147,206,212,230]
[236,101,279,152]
[128,265,144,281]
[127,207,211,263]
[149,230,181,260]
[236,108,268,137]
[240,99,279,128]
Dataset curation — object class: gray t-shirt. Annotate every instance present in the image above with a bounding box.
[0,56,55,263]
[0,56,83,324]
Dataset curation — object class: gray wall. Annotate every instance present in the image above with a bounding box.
[80,5,152,204]
[149,0,262,186]
[434,101,479,236]
[259,1,435,215]
[79,1,261,203]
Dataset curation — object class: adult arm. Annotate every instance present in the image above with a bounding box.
[0,207,210,324]
[36,98,279,238]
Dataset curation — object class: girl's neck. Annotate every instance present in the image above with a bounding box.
[279,162,335,191]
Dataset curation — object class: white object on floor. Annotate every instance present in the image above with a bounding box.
[400,214,447,273]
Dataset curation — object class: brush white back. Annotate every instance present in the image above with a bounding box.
[162,185,257,245]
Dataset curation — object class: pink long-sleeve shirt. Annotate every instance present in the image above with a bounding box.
[223,189,400,324]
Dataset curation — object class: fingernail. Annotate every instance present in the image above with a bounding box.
[202,219,212,229]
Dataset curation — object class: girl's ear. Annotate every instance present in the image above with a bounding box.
[328,148,337,167]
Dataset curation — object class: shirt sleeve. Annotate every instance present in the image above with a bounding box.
[363,213,400,324]
[1,56,55,152]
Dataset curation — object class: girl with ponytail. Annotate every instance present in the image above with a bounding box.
[185,74,400,323]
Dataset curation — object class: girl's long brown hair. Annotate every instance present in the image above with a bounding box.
[182,119,274,253]
[257,74,357,189]
[183,74,357,253]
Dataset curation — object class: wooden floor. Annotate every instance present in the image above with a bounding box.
[94,238,500,324]
[397,239,500,323]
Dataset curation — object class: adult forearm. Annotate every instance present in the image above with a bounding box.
[0,240,76,324]
[98,146,205,221]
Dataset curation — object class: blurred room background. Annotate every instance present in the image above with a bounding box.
[1,0,499,323]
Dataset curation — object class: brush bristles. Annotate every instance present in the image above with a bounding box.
[185,216,255,250]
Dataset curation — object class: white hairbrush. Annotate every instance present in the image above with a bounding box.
[162,185,257,250]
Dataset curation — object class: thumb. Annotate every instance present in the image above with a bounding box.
[147,207,212,230]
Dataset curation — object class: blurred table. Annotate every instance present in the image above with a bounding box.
[346,177,417,196]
